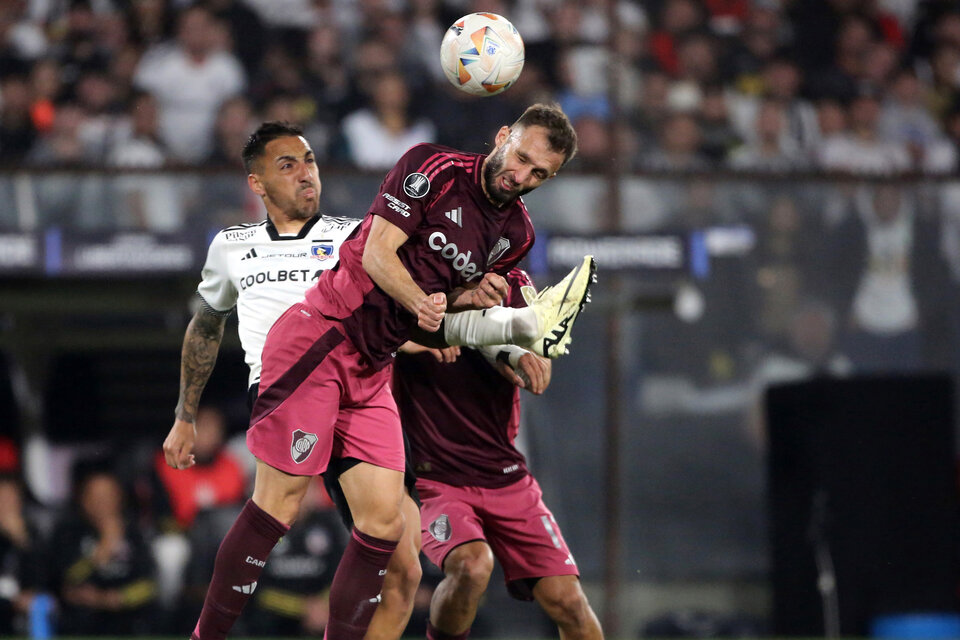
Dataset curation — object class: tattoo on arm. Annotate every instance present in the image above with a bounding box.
[174,307,227,422]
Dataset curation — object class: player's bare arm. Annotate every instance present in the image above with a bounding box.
[164,305,227,469]
[448,272,509,311]
[363,215,446,331]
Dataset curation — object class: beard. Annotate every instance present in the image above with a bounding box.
[265,183,321,219]
[482,146,530,206]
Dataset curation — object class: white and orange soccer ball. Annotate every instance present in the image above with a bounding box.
[439,12,525,97]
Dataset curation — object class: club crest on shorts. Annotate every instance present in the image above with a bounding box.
[290,429,319,463]
[402,172,430,198]
[428,514,451,542]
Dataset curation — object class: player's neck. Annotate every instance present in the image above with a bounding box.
[269,212,311,235]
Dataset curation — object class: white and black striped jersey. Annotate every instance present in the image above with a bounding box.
[197,215,361,387]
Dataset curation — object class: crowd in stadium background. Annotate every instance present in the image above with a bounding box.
[2,0,960,176]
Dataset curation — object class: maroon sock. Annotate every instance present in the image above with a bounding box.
[426,621,471,640]
[324,528,398,640]
[191,500,288,640]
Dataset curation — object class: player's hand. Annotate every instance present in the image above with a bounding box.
[163,418,197,469]
[496,352,551,394]
[428,345,461,363]
[417,292,446,332]
[470,273,509,308]
[448,273,509,310]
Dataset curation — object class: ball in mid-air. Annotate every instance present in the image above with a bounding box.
[440,12,524,97]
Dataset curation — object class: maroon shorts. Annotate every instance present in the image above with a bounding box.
[417,474,580,600]
[247,302,405,477]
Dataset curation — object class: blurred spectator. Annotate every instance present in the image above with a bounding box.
[108,89,165,167]
[244,479,346,637]
[302,24,351,124]
[124,0,175,48]
[639,111,710,170]
[814,97,848,141]
[248,41,307,107]
[26,100,94,164]
[698,83,741,162]
[0,1,46,67]
[927,44,960,121]
[927,105,960,173]
[747,196,824,343]
[27,57,61,134]
[728,98,806,170]
[72,68,118,160]
[49,1,112,83]
[861,40,901,89]
[556,45,611,123]
[0,73,35,162]
[406,0,445,84]
[205,0,267,78]
[567,114,612,171]
[822,185,952,372]
[342,37,398,114]
[676,32,720,85]
[0,450,44,636]
[108,90,183,231]
[648,0,706,76]
[879,67,949,168]
[336,68,436,170]
[632,68,673,147]
[818,91,911,172]
[729,57,821,154]
[134,5,245,162]
[46,461,159,636]
[726,2,789,87]
[808,14,879,101]
[205,95,254,167]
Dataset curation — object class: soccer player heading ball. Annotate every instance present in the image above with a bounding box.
[172,103,595,640]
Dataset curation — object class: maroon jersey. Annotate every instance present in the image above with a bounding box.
[394,268,534,488]
[305,143,535,369]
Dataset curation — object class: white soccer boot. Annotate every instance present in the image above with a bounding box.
[524,255,597,358]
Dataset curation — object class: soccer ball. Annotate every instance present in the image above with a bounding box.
[440,13,524,97]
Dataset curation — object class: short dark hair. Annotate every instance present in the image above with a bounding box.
[511,103,578,165]
[241,121,304,173]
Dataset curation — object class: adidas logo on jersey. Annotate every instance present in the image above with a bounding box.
[241,248,258,261]
[444,207,463,227]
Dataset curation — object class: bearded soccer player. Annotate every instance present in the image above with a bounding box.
[181,105,595,640]
[397,268,603,640]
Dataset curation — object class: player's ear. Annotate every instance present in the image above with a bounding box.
[247,173,265,197]
[494,126,511,147]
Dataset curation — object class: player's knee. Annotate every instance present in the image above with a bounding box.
[445,544,494,590]
[540,585,593,629]
[354,503,405,540]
